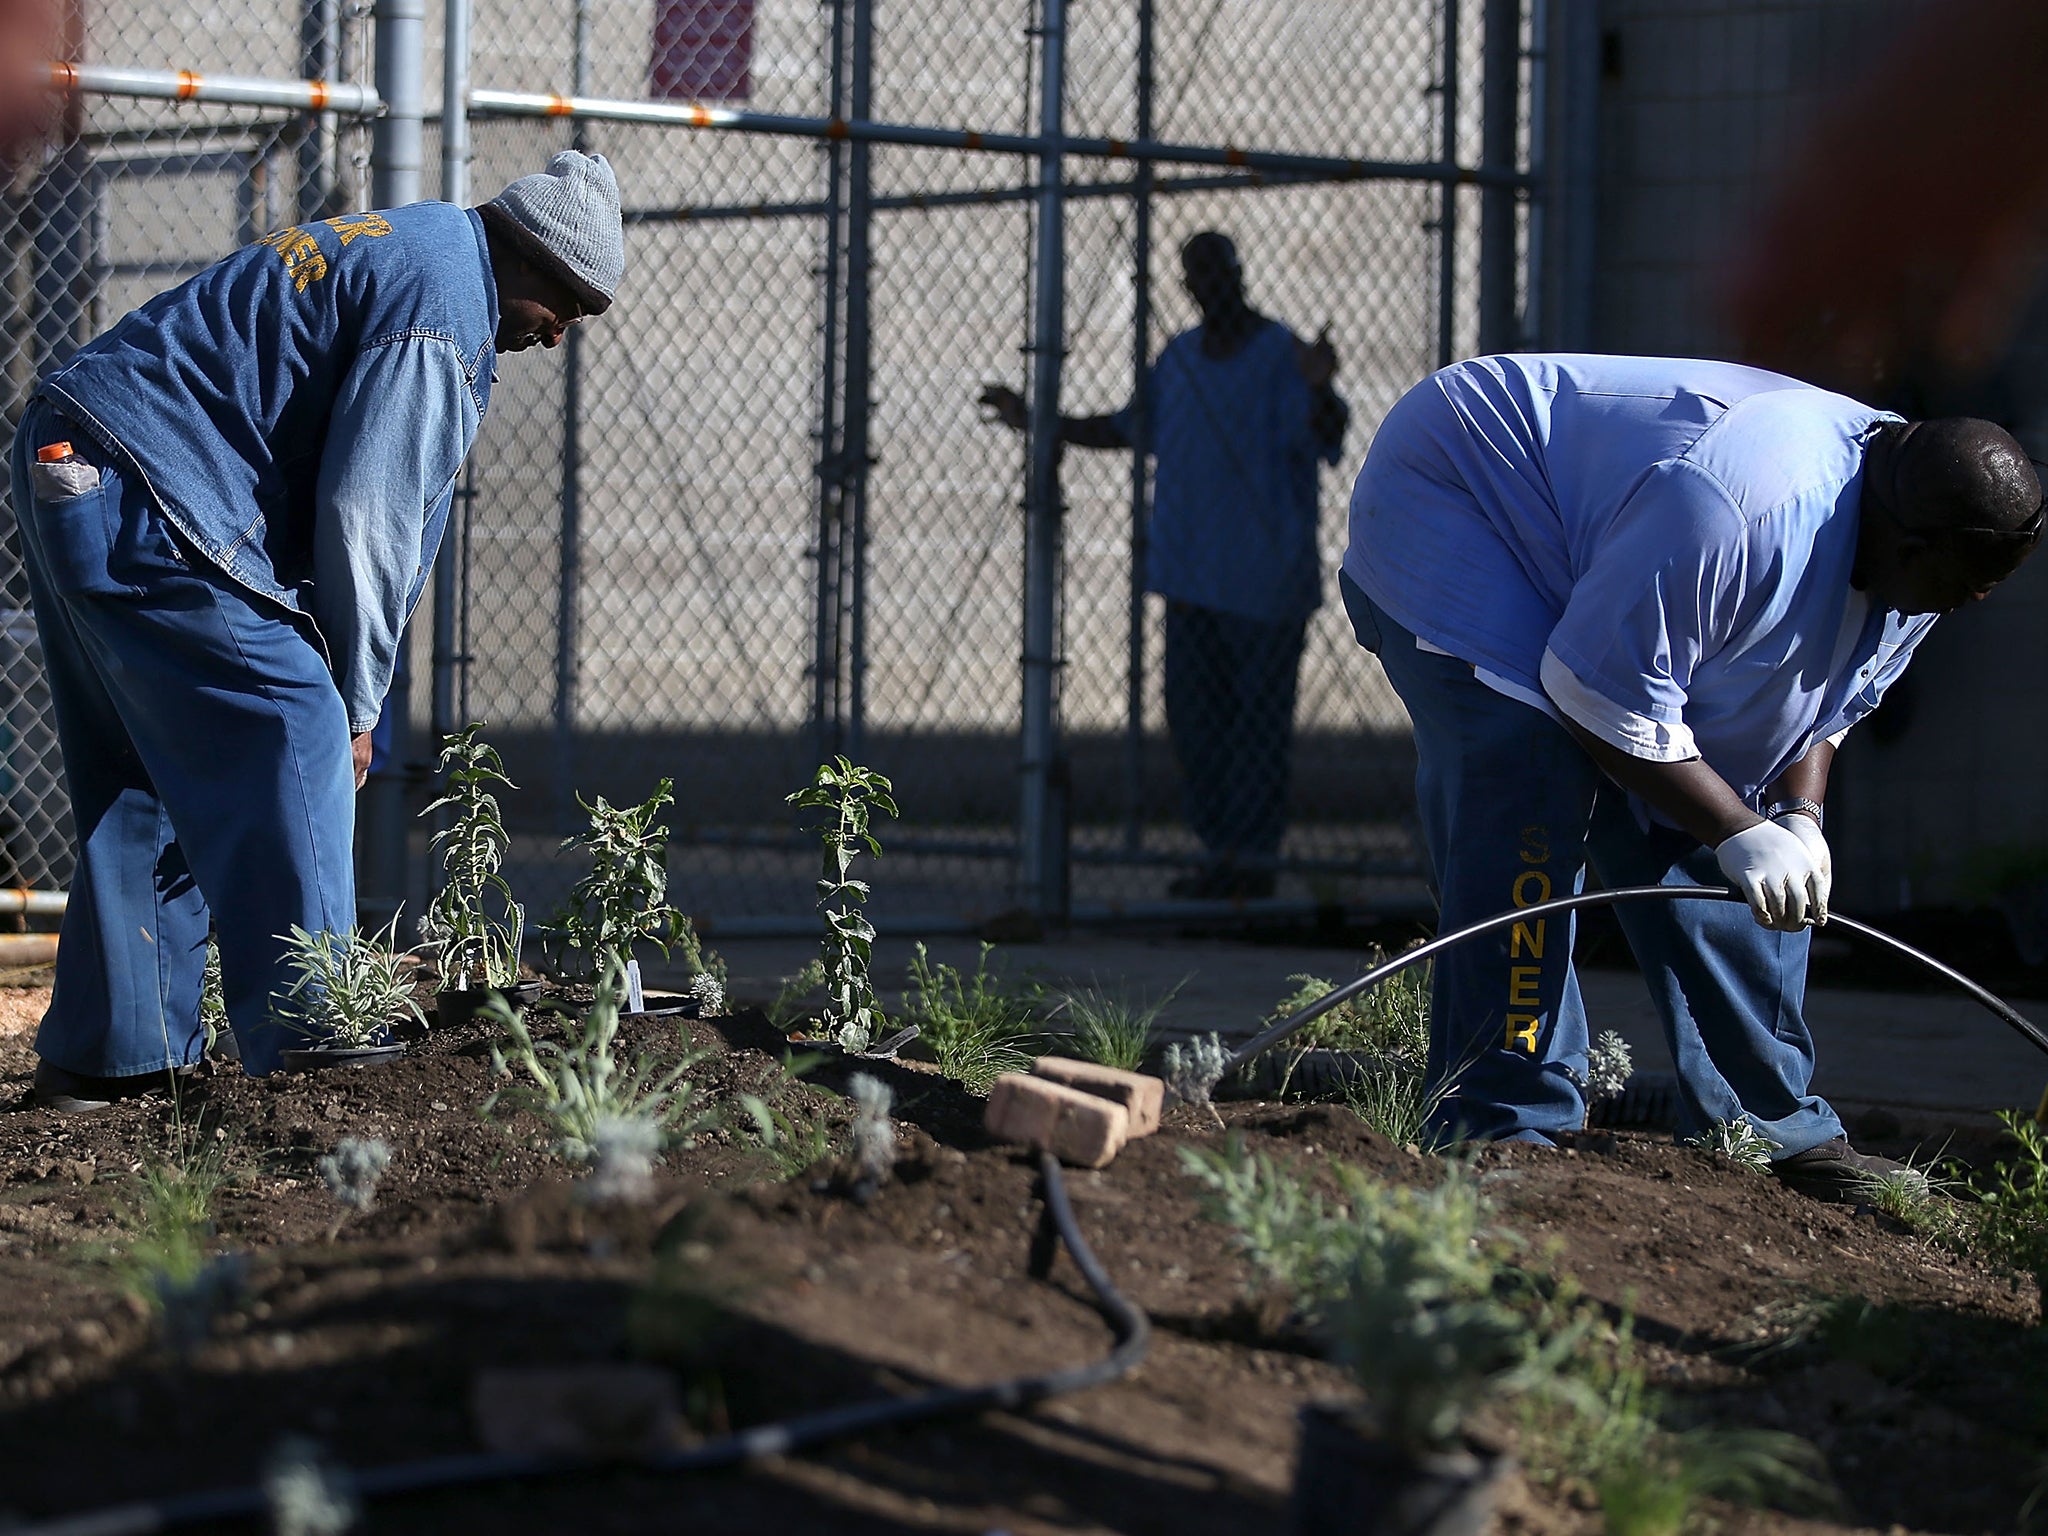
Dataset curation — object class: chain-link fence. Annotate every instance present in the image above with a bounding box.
[1,0,1538,933]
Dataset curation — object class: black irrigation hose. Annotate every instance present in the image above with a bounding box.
[1223,882,2048,1077]
[19,1152,1149,1536]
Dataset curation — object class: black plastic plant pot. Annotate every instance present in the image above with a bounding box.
[1290,1404,1508,1536]
[278,1043,407,1072]
[435,980,546,1029]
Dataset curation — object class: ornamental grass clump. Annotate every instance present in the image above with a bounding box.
[1060,976,1184,1071]
[787,757,898,1053]
[552,779,689,985]
[483,955,711,1184]
[419,724,524,990]
[906,941,1043,1091]
[272,916,424,1049]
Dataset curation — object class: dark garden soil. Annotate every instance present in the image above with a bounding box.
[0,983,2040,1534]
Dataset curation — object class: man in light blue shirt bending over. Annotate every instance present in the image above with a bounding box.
[1341,354,2042,1201]
[982,232,1348,899]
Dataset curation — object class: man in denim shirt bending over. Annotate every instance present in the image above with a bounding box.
[981,232,1348,899]
[9,150,623,1107]
[1342,355,2042,1200]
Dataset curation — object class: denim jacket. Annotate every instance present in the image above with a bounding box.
[39,201,498,732]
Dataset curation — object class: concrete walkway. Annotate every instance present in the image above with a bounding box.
[661,932,2048,1120]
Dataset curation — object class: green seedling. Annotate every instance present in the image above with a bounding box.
[787,757,898,1053]
[552,779,690,985]
[115,1127,241,1352]
[420,724,525,990]
[1060,976,1184,1071]
[767,959,828,1032]
[1972,1110,2048,1296]
[1685,1118,1778,1173]
[739,1054,834,1182]
[272,915,424,1049]
[483,954,712,1189]
[906,941,1042,1092]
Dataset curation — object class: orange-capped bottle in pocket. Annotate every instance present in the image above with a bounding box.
[29,440,100,500]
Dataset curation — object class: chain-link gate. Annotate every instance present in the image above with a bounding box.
[1,0,1539,936]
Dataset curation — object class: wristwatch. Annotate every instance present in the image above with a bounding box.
[1763,797,1824,828]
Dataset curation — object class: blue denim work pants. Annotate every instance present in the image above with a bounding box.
[1162,600,1308,866]
[1342,575,1844,1153]
[10,400,356,1076]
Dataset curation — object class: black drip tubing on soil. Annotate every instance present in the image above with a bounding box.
[15,1151,1149,1536]
[1224,883,2048,1078]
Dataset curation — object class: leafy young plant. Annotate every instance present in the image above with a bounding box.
[1971,1110,2048,1294]
[787,757,898,1053]
[272,915,425,1049]
[115,1128,243,1352]
[318,1136,393,1214]
[906,941,1042,1091]
[1060,976,1184,1071]
[483,954,713,1174]
[1587,1030,1634,1098]
[419,724,524,989]
[1263,957,1431,1107]
[552,779,687,982]
[199,935,229,1056]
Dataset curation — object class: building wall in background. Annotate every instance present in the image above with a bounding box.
[1582,0,2048,915]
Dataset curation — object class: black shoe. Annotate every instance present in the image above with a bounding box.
[32,1060,191,1114]
[1771,1136,1919,1204]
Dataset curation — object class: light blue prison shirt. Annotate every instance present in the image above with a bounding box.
[1342,354,1937,807]
[1113,319,1345,625]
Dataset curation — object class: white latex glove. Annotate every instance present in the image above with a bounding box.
[1770,812,1832,924]
[1714,819,1824,931]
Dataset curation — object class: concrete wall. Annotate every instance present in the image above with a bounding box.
[1582,0,2048,914]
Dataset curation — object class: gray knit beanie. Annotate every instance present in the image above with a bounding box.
[481,150,623,314]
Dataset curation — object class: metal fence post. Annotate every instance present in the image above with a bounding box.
[360,0,425,922]
[430,0,470,775]
[1539,0,1598,350]
[1478,0,1520,353]
[1435,0,1460,370]
[844,0,873,760]
[1017,0,1066,919]
[554,0,592,831]
[811,0,850,767]
[1121,0,1153,856]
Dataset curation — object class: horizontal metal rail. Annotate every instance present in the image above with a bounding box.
[44,62,382,115]
[471,87,1529,186]
[625,166,1372,225]
[0,889,66,917]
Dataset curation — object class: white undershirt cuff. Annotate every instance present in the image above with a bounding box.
[1539,648,1698,762]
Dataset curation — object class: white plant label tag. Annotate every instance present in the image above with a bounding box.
[626,958,646,1015]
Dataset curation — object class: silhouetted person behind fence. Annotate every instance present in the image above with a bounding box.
[980,232,1349,899]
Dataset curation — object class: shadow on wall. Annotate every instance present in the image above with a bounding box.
[480,727,1421,833]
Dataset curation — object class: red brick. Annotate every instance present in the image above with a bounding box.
[984,1074,1129,1167]
[1030,1057,1164,1137]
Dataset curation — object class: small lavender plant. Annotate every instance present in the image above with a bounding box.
[264,1436,358,1536]
[318,1137,393,1213]
[1164,1032,1231,1127]
[583,1114,663,1206]
[848,1071,897,1200]
[689,972,726,1017]
[1587,1030,1634,1099]
[1687,1118,1779,1173]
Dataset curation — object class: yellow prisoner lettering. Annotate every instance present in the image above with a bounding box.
[1505,1014,1540,1053]
[257,226,327,292]
[1511,918,1545,959]
[1511,869,1552,908]
[324,213,393,246]
[1508,965,1542,1008]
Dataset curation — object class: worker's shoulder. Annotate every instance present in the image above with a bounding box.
[1680,386,1888,520]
